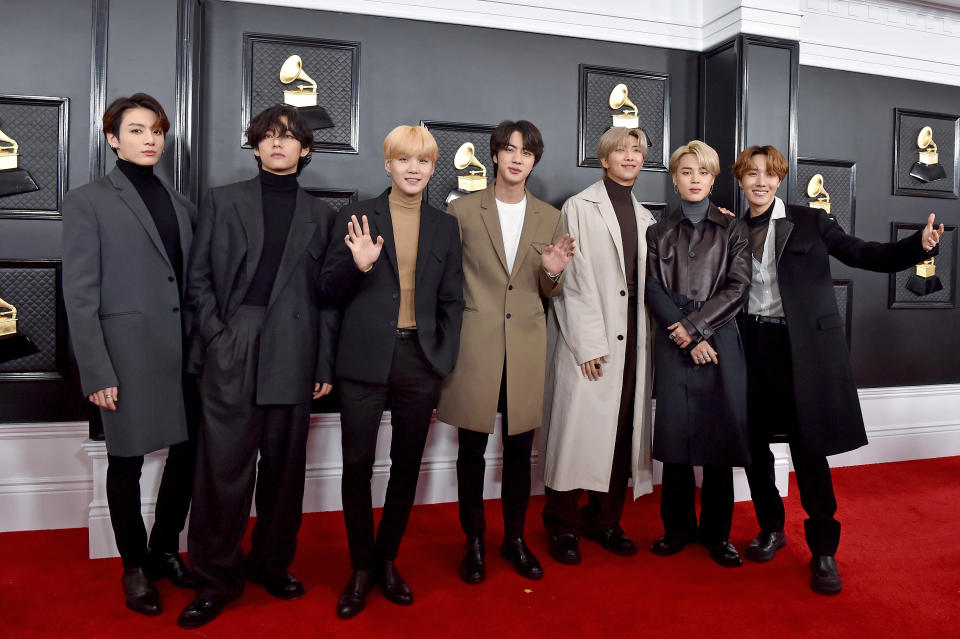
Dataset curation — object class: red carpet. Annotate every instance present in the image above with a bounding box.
[2,457,959,638]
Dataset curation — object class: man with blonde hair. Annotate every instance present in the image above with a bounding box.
[321,125,463,618]
[541,126,656,565]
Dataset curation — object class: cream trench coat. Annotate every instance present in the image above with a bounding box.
[541,180,655,498]
[437,184,564,435]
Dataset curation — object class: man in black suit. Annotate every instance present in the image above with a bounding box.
[732,145,942,594]
[178,105,337,628]
[321,125,463,619]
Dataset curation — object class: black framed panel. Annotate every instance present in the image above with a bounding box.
[578,64,669,171]
[420,120,496,211]
[0,260,66,380]
[641,201,668,222]
[0,95,69,218]
[793,158,856,235]
[832,279,853,348]
[304,187,358,212]
[892,109,959,199]
[242,32,360,154]
[888,223,956,309]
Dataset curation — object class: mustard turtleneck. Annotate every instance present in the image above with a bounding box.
[389,188,422,329]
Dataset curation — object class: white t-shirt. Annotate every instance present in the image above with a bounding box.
[496,196,526,274]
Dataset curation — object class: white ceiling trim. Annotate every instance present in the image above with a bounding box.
[228,0,960,86]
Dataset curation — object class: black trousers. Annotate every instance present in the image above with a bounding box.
[339,333,442,570]
[456,361,535,539]
[659,464,733,543]
[106,373,198,569]
[742,319,840,556]
[188,306,312,600]
[542,302,637,537]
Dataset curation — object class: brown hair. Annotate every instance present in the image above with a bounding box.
[489,120,544,172]
[732,145,788,181]
[596,127,648,179]
[245,104,314,172]
[102,93,170,154]
[668,140,721,176]
[382,125,439,162]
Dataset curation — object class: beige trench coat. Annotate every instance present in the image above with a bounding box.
[541,180,655,498]
[437,184,564,435]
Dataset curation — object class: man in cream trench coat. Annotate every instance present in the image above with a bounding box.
[541,126,656,565]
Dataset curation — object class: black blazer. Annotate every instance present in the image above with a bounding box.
[321,188,464,384]
[747,203,935,456]
[184,176,338,404]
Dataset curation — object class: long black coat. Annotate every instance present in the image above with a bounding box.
[645,204,752,467]
[320,188,464,383]
[752,203,935,456]
[184,177,338,405]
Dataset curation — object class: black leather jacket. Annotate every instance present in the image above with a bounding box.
[644,203,751,342]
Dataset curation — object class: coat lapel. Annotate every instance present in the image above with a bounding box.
[509,191,542,281]
[774,219,794,265]
[236,177,264,283]
[587,181,626,281]
[478,185,509,274]
[108,168,173,272]
[415,204,439,286]
[372,189,399,280]
[268,188,317,308]
[157,176,193,283]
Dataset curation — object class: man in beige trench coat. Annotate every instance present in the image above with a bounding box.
[540,126,656,565]
[437,120,574,585]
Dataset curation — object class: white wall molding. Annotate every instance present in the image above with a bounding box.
[230,0,960,85]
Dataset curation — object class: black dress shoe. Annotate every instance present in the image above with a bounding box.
[548,533,581,565]
[650,534,690,556]
[459,536,486,585]
[586,525,638,556]
[143,550,197,589]
[336,570,372,619]
[810,555,843,595]
[500,537,544,580]
[745,530,786,563]
[380,561,413,606]
[707,540,742,567]
[122,567,161,616]
[250,572,305,600]
[177,597,225,629]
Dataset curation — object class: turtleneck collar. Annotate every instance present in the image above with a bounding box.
[680,197,710,224]
[259,168,298,191]
[388,187,422,213]
[748,200,776,228]
[603,176,634,198]
[116,158,157,185]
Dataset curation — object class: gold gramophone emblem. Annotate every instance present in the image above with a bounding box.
[608,84,639,129]
[280,55,319,108]
[0,117,40,198]
[454,142,488,192]
[0,296,17,337]
[0,125,20,172]
[806,174,831,215]
[907,257,944,296]
[910,126,947,183]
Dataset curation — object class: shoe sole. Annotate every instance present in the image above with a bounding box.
[126,601,162,617]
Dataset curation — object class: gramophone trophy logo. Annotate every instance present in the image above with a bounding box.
[609,84,639,129]
[0,295,40,364]
[0,119,41,198]
[446,141,488,206]
[906,257,944,296]
[806,174,831,215]
[909,126,947,183]
[279,54,334,130]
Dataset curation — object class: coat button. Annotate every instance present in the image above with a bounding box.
[617,334,624,340]
[389,320,396,327]
[168,276,175,282]
[620,290,626,296]
[172,307,179,314]
[392,293,399,300]
[691,288,698,295]
[506,313,512,319]
[689,250,696,258]
[293,312,301,319]
[508,285,514,291]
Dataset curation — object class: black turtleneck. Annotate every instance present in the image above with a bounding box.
[117,158,183,290]
[604,177,639,297]
[747,201,775,262]
[243,169,299,306]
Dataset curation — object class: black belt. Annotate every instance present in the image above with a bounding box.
[748,314,787,326]
[395,327,418,338]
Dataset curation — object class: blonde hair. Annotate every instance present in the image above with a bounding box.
[382,125,439,162]
[596,127,648,178]
[668,140,720,176]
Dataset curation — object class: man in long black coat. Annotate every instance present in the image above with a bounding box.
[733,145,942,595]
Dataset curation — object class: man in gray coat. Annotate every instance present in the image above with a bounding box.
[62,93,198,616]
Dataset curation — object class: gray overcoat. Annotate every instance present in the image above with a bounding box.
[62,167,196,456]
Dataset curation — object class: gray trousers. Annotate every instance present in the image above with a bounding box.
[188,306,311,600]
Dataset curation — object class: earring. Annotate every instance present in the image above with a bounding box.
[709,186,713,195]
[673,185,679,194]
